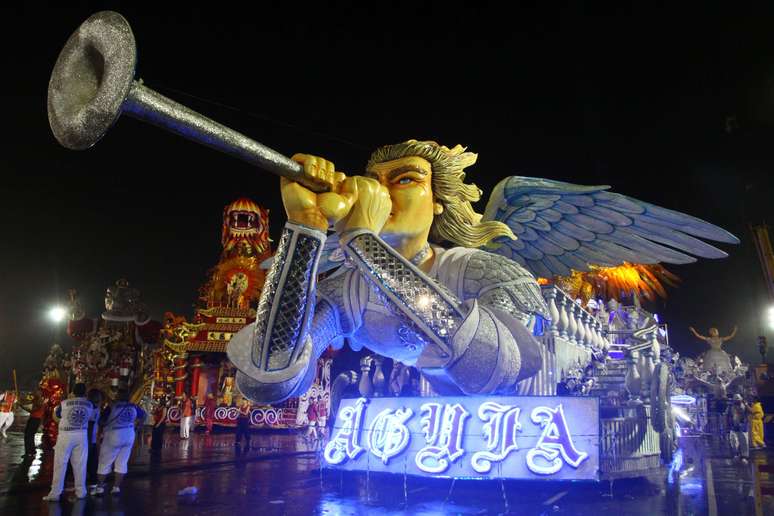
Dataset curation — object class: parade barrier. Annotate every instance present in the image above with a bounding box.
[166,405,302,429]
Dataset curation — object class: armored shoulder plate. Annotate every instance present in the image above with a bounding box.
[463,251,549,319]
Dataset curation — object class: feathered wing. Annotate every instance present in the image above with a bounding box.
[481,176,739,279]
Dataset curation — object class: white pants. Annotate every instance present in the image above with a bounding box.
[97,429,136,475]
[0,412,13,436]
[48,431,88,498]
[730,430,750,458]
[180,416,193,438]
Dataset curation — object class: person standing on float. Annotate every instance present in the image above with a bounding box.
[727,393,751,463]
[43,383,95,502]
[750,397,765,449]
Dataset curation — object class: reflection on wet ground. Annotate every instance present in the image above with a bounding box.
[1,412,772,515]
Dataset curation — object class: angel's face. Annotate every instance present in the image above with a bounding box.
[365,156,436,244]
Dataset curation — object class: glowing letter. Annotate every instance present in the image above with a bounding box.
[471,402,522,473]
[526,404,589,475]
[415,403,469,473]
[324,398,368,465]
[367,407,413,464]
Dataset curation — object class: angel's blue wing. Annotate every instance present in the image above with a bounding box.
[260,232,345,274]
[481,176,739,279]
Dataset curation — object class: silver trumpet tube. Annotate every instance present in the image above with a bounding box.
[47,11,331,193]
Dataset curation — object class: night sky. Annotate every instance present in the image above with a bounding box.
[2,3,774,388]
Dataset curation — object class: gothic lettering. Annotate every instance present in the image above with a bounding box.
[525,404,589,475]
[415,403,469,473]
[324,398,368,465]
[471,402,522,473]
[367,407,413,464]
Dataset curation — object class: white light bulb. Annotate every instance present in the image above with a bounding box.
[49,306,66,323]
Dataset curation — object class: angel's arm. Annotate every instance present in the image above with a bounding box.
[723,326,738,341]
[342,229,542,395]
[689,327,707,340]
[227,222,347,404]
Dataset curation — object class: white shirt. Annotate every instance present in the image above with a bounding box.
[55,397,95,433]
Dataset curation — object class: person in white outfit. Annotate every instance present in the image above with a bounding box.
[91,388,146,496]
[179,392,194,439]
[43,383,95,502]
[0,390,16,438]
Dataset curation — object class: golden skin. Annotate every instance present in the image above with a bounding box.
[282,154,443,271]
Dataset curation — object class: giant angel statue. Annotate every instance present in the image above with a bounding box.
[228,140,738,403]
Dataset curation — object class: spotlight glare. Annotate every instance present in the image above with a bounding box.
[48,306,67,323]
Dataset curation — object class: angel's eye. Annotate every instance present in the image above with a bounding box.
[397,177,412,185]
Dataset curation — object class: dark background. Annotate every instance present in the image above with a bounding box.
[1,2,773,388]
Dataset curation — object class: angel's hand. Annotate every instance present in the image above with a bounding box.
[282,154,351,231]
[336,176,392,235]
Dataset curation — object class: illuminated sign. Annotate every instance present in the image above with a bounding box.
[324,396,599,480]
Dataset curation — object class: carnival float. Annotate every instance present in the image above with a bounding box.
[46,11,746,481]
[33,280,162,445]
[153,198,331,430]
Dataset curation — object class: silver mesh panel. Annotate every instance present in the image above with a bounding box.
[346,232,463,348]
[251,225,324,371]
[266,234,319,370]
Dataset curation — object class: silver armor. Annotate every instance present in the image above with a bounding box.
[228,224,548,403]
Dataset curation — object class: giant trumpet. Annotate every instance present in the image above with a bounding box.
[48,11,332,193]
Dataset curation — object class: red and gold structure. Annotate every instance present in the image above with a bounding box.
[155,198,331,429]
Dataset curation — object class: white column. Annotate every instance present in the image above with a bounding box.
[566,298,577,344]
[575,304,586,346]
[546,288,560,337]
[558,293,570,339]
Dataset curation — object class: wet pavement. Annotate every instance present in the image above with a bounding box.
[1,412,772,515]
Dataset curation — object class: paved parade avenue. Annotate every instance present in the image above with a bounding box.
[0,413,773,515]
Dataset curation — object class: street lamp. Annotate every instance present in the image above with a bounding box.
[48,306,67,323]
[767,305,774,330]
